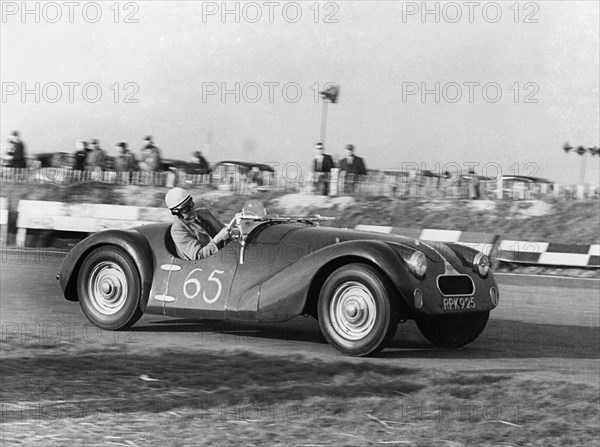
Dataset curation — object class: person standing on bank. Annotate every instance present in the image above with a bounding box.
[86,139,106,171]
[7,131,27,168]
[73,140,87,171]
[312,142,334,195]
[165,187,226,260]
[339,144,367,194]
[140,135,162,172]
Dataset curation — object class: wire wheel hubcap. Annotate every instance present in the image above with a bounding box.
[330,281,377,341]
[87,261,128,315]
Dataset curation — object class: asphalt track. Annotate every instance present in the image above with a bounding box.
[1,249,599,386]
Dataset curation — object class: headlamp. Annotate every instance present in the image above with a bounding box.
[408,251,427,278]
[473,252,490,277]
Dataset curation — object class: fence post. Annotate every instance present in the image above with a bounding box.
[496,177,503,199]
[166,171,176,188]
[330,168,340,196]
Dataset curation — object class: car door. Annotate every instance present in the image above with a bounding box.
[163,241,241,319]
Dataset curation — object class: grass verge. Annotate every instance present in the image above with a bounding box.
[1,336,598,447]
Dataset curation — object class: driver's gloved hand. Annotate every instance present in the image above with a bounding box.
[200,241,218,258]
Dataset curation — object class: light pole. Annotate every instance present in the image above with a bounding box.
[319,85,340,145]
[563,143,600,184]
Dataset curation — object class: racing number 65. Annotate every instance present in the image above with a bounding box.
[203,270,224,304]
[183,268,225,304]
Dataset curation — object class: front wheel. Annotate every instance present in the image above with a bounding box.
[318,263,398,357]
[77,246,143,330]
[416,311,490,348]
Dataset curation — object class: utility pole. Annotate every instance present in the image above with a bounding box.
[319,85,340,146]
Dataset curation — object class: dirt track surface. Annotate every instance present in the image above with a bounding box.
[1,250,598,377]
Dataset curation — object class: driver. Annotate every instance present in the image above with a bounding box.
[165,187,225,260]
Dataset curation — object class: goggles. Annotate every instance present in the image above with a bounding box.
[176,199,194,214]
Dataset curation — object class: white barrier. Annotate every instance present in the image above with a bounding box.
[16,200,171,246]
[0,197,8,242]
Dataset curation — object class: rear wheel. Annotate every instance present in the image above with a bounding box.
[77,246,143,330]
[318,263,398,356]
[416,311,489,348]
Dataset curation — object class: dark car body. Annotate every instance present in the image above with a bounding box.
[58,216,499,355]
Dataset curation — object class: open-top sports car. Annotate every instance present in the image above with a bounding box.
[57,201,499,356]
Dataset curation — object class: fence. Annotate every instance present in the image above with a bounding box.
[356,225,600,269]
[1,166,598,201]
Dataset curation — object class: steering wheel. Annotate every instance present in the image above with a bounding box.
[212,217,237,245]
[212,200,267,246]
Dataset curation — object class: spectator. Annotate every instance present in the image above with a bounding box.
[187,150,210,175]
[114,142,137,172]
[86,139,106,170]
[73,140,87,171]
[247,166,262,185]
[6,131,27,168]
[312,142,334,195]
[139,135,162,172]
[468,169,481,200]
[339,144,367,194]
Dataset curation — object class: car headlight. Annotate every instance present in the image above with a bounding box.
[473,252,490,277]
[408,251,427,278]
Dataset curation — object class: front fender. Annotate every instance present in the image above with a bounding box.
[257,240,417,322]
[58,229,154,308]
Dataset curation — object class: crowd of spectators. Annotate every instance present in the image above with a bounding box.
[311,142,368,196]
[2,131,212,176]
[6,131,576,201]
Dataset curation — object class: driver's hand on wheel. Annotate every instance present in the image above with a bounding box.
[200,241,218,258]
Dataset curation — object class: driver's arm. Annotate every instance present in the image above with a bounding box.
[171,224,216,260]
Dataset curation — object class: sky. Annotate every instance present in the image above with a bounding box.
[1,1,599,184]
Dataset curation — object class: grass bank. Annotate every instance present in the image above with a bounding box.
[1,335,598,446]
[2,182,599,245]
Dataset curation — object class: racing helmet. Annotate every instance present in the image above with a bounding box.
[165,187,192,211]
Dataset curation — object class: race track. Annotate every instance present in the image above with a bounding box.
[1,248,598,386]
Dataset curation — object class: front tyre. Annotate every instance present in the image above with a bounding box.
[77,246,143,330]
[318,263,398,357]
[416,311,490,348]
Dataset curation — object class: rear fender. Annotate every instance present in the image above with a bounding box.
[58,230,154,310]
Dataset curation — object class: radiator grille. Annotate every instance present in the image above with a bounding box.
[437,275,475,296]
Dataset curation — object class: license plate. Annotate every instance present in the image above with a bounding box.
[442,296,475,311]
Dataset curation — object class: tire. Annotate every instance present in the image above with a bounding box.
[416,311,490,348]
[77,246,143,330]
[318,263,398,357]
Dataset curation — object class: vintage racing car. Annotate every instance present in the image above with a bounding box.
[57,201,499,356]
